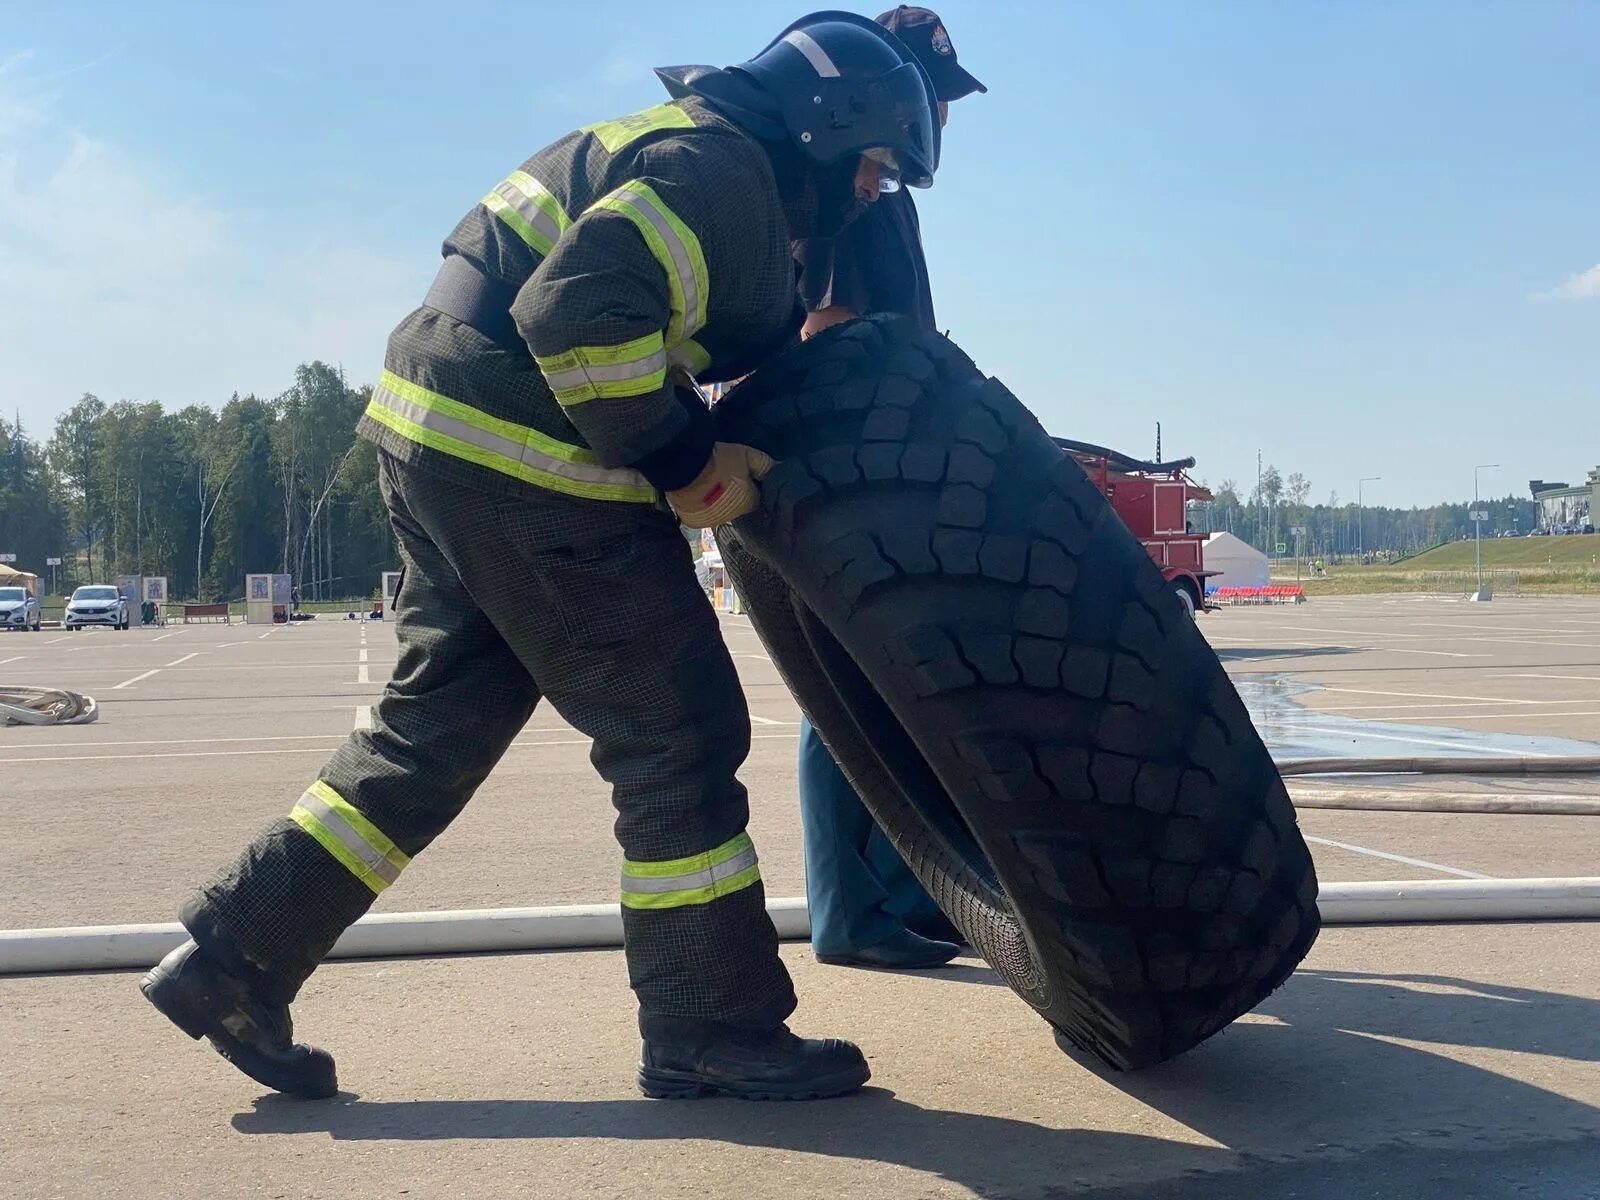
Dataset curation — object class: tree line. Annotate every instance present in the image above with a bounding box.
[1,363,394,601]
[3,383,1551,596]
[1201,464,1540,560]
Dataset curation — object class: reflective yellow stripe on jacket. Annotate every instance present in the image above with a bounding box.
[482,169,572,257]
[620,832,762,911]
[581,103,696,153]
[588,181,710,350]
[534,331,667,408]
[364,370,658,503]
[289,781,410,895]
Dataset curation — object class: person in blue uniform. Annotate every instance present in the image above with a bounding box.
[792,6,985,970]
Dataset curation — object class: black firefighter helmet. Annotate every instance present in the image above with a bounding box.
[731,10,941,189]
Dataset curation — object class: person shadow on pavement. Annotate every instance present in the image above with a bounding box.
[233,968,1600,1198]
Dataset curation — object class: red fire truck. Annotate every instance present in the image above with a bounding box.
[1054,438,1214,617]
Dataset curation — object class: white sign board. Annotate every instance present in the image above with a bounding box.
[1470,510,1489,522]
[245,573,292,624]
[46,557,62,566]
[0,553,15,563]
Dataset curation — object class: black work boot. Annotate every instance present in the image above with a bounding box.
[140,939,337,1100]
[638,1026,869,1101]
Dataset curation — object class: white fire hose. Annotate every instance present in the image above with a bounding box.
[0,686,99,726]
[4,881,1600,975]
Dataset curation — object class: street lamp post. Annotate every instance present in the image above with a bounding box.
[1473,463,1499,600]
[1358,476,1381,558]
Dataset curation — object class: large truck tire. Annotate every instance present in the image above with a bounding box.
[714,315,1320,1070]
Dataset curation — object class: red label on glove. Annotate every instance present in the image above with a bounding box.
[703,482,727,506]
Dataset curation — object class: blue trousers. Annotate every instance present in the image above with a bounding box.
[798,716,946,956]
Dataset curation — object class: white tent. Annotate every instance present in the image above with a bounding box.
[1203,532,1269,590]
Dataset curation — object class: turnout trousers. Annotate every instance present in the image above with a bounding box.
[181,452,796,1041]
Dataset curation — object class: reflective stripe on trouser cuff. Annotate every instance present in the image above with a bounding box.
[289,780,410,895]
[366,370,657,503]
[535,332,667,406]
[588,182,708,348]
[482,169,571,257]
[620,832,761,911]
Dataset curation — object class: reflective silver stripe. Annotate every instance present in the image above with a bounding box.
[540,347,666,394]
[371,384,651,492]
[604,186,705,340]
[297,791,403,888]
[485,171,569,253]
[784,29,840,78]
[618,846,760,896]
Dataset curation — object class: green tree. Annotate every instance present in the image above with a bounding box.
[46,394,108,584]
[209,395,283,597]
[0,414,69,581]
[174,405,240,597]
[278,363,367,599]
[1260,464,1283,550]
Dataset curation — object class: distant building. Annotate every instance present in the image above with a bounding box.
[1530,468,1597,531]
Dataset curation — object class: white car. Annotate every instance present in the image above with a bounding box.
[65,585,130,630]
[0,586,42,632]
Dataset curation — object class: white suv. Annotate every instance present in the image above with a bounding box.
[0,586,41,632]
[65,585,130,630]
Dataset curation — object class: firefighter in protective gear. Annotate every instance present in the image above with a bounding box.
[141,11,941,1103]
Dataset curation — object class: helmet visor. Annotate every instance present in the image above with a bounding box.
[850,60,940,188]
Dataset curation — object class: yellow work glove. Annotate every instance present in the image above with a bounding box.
[666,443,774,528]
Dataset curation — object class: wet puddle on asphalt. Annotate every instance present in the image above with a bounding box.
[1237,677,1600,793]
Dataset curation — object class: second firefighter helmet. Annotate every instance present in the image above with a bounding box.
[732,10,941,188]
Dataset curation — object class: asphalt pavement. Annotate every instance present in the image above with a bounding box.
[2,594,1597,1198]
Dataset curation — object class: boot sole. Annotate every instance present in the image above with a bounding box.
[814,949,961,970]
[637,1060,870,1102]
[141,965,338,1100]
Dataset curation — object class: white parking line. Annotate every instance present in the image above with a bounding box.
[152,631,181,642]
[1304,835,1492,880]
[165,652,200,666]
[1457,636,1600,651]
[1,747,337,764]
[257,632,274,640]
[1320,686,1538,705]
[359,649,368,663]
[0,732,804,765]
[1277,624,1426,641]
[1414,620,1600,637]
[1312,701,1534,712]
[1315,698,1596,712]
[1362,646,1489,659]
[6,734,352,750]
[6,723,597,750]
[111,668,160,690]
[1287,722,1551,756]
[45,635,72,644]
[354,706,373,730]
[1371,709,1600,724]
[1491,673,1600,683]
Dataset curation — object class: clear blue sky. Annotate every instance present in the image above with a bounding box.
[4,1,1595,506]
